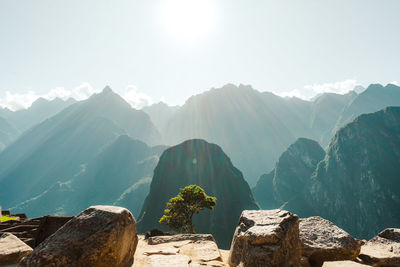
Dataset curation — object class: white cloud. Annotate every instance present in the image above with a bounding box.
[0,83,101,111]
[304,79,358,95]
[273,89,305,99]
[122,85,153,109]
[0,91,39,111]
[274,79,360,100]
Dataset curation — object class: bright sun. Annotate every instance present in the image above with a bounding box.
[161,0,215,42]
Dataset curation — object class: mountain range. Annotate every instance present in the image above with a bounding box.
[0,82,399,243]
[145,83,400,186]
[0,87,160,209]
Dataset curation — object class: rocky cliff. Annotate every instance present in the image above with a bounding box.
[253,137,325,215]
[137,139,259,249]
[308,106,400,239]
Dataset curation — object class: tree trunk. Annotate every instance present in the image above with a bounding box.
[189,213,195,234]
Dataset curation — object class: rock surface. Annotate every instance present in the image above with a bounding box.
[0,233,32,265]
[300,216,361,266]
[19,205,138,267]
[133,234,229,267]
[228,209,301,267]
[322,261,368,266]
[358,228,400,266]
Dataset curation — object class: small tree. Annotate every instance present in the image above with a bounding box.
[159,185,217,234]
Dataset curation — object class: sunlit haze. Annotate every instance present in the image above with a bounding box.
[0,0,399,110]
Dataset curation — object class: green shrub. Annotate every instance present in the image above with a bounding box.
[159,185,216,234]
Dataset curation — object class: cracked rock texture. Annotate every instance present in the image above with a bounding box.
[228,209,301,267]
[19,205,138,267]
[300,216,361,266]
[133,234,228,267]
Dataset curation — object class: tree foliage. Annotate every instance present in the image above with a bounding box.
[159,184,217,234]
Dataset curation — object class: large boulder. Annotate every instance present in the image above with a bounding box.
[300,216,361,266]
[19,205,138,267]
[358,228,400,266]
[228,209,301,267]
[0,233,32,265]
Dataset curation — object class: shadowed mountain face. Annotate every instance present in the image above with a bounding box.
[308,106,400,239]
[0,87,161,208]
[10,135,166,218]
[252,138,325,215]
[137,139,259,249]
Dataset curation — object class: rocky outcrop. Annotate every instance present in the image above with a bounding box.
[300,216,361,266]
[228,209,301,267]
[137,139,259,249]
[358,228,400,266]
[0,233,32,265]
[133,234,228,267]
[19,206,138,267]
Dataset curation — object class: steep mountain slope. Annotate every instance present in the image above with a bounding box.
[10,135,166,218]
[163,84,314,186]
[0,87,161,208]
[0,97,76,133]
[308,106,400,239]
[137,139,259,248]
[142,102,179,136]
[252,138,325,215]
[0,116,19,151]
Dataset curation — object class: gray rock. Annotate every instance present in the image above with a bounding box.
[300,216,361,266]
[133,234,228,267]
[0,233,32,265]
[358,228,400,266]
[228,209,302,267]
[19,205,138,267]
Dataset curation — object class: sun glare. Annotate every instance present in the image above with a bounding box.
[161,0,215,43]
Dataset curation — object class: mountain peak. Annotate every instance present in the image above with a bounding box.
[102,86,113,94]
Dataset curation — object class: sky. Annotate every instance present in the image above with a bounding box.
[0,0,399,110]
